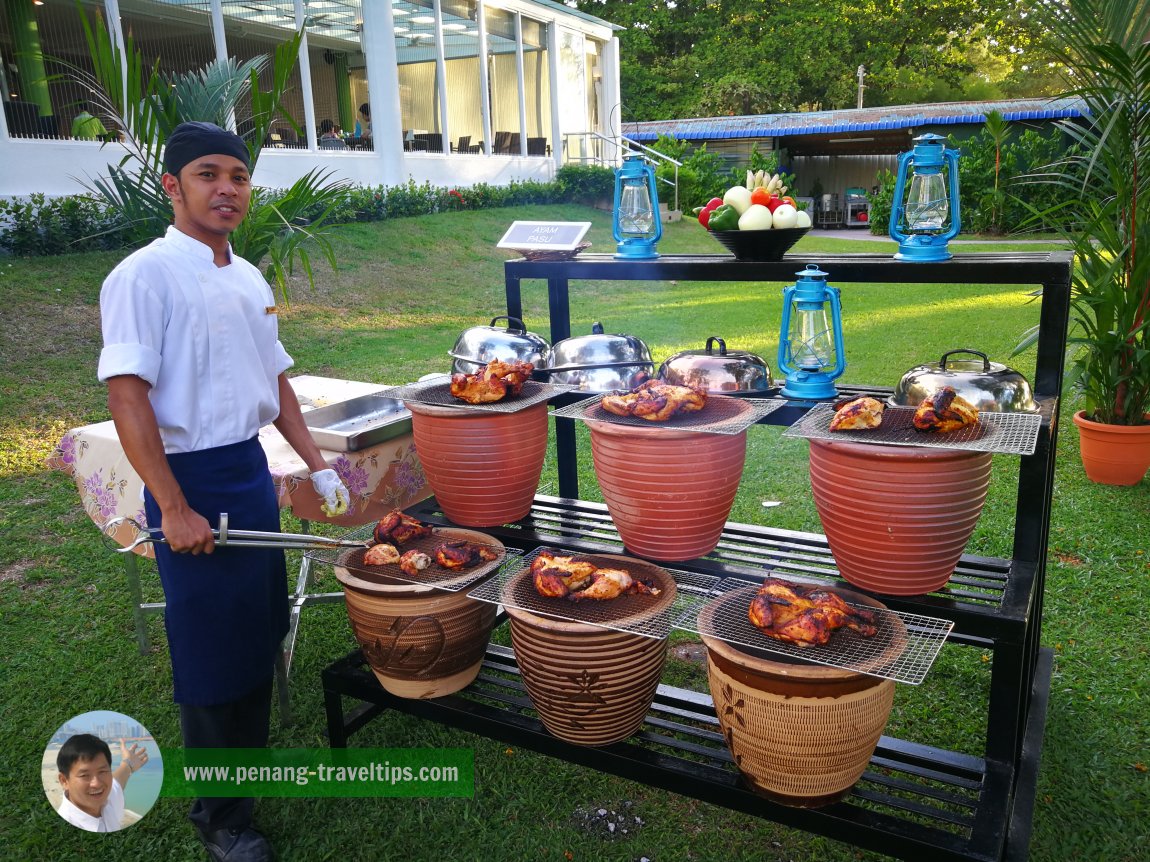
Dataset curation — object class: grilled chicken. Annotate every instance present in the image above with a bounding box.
[363,542,401,566]
[569,568,662,602]
[434,540,499,570]
[530,551,597,596]
[450,359,534,404]
[530,550,661,601]
[747,577,877,647]
[913,386,980,433]
[829,396,885,431]
[600,380,708,422]
[373,510,432,545]
[398,550,432,577]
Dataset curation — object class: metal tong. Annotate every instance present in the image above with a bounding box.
[101,513,371,554]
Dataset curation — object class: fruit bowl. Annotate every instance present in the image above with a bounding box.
[709,226,811,261]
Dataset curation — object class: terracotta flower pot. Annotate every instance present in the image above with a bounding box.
[335,534,500,699]
[504,556,676,746]
[1072,411,1150,486]
[407,400,549,526]
[808,439,992,595]
[700,588,897,807]
[588,402,751,561]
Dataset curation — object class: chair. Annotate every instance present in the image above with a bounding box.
[453,135,471,153]
[3,100,41,137]
[527,136,550,156]
[319,137,347,150]
[493,130,515,155]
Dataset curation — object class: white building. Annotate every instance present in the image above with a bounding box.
[0,0,622,198]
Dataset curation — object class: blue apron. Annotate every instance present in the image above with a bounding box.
[144,437,289,706]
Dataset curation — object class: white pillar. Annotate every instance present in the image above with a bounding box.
[432,0,449,152]
[602,36,622,165]
[476,1,491,155]
[361,0,404,181]
[547,23,560,167]
[293,0,317,149]
[514,12,526,155]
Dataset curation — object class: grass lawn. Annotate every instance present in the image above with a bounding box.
[0,206,1146,862]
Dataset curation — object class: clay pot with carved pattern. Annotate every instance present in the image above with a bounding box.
[503,556,677,746]
[335,558,498,699]
[699,587,897,807]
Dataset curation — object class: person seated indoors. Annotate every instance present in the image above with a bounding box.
[56,733,148,833]
[318,118,341,141]
[353,102,371,138]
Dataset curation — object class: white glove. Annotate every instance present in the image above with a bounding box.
[310,468,349,517]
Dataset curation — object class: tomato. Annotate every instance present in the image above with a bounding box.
[749,187,772,208]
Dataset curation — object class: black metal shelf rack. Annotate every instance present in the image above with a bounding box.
[322,251,1073,862]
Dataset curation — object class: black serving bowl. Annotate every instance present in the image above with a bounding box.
[709,226,811,261]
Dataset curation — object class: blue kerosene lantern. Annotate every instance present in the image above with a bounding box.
[612,154,662,260]
[889,133,961,262]
[777,265,846,401]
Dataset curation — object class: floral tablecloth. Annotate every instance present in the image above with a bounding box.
[48,375,430,557]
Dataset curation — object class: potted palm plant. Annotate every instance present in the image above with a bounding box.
[64,8,350,304]
[1022,0,1150,484]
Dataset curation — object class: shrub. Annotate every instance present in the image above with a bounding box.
[0,193,124,256]
[867,169,898,236]
[555,164,615,202]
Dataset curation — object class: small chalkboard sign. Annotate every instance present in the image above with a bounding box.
[497,221,592,252]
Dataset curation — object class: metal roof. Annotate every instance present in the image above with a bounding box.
[622,97,1088,141]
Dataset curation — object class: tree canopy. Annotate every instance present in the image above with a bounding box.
[569,0,1062,119]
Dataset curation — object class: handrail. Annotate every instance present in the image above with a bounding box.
[561,131,683,213]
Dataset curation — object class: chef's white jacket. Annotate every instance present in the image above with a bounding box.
[98,226,293,453]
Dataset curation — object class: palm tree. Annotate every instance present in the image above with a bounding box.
[1022,0,1149,426]
[63,6,350,302]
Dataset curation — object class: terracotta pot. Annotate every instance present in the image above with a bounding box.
[335,534,500,698]
[504,556,676,746]
[700,588,897,807]
[1073,411,1150,486]
[588,402,751,561]
[808,439,992,595]
[407,400,549,526]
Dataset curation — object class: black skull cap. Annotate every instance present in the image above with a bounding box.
[164,121,250,175]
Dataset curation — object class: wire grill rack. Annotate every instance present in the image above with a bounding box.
[305,524,518,592]
[376,376,574,414]
[467,546,721,640]
[551,394,785,435]
[783,403,1042,455]
[677,577,953,685]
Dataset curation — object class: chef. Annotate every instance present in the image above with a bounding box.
[97,121,349,862]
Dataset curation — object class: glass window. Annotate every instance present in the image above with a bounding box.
[485,5,520,155]
[1,0,113,140]
[521,17,550,156]
[396,0,441,150]
[220,0,307,148]
[442,0,482,154]
[558,28,587,160]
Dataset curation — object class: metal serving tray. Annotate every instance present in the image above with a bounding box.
[304,394,412,452]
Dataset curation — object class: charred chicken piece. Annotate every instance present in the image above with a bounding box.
[600,380,708,422]
[434,540,499,570]
[913,386,980,433]
[373,510,432,545]
[747,577,878,647]
[398,550,432,577]
[449,359,535,404]
[363,542,401,566]
[530,549,662,601]
[530,551,596,597]
[829,396,885,431]
[568,568,663,602]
